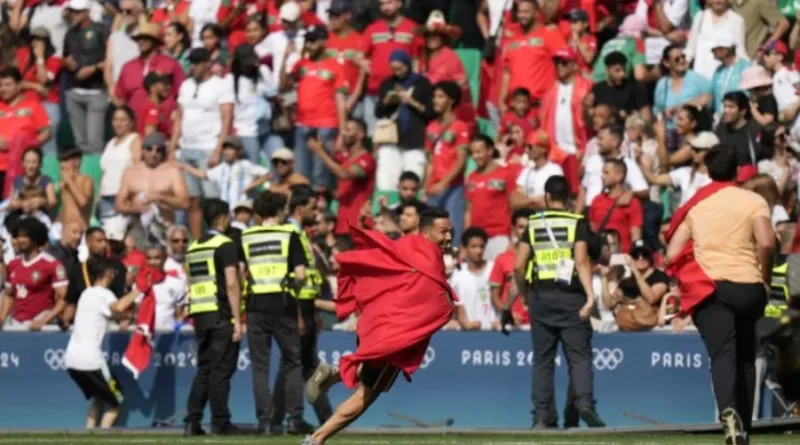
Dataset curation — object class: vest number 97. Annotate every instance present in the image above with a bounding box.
[254,264,281,276]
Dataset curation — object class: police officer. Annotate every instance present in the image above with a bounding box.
[242,191,309,435]
[502,175,604,429]
[184,199,243,436]
[271,186,331,433]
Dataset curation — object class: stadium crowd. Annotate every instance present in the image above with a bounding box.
[0,0,797,334]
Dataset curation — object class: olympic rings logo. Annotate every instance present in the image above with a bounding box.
[592,348,624,371]
[420,347,435,370]
[43,348,66,371]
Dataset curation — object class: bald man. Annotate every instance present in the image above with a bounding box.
[49,222,85,326]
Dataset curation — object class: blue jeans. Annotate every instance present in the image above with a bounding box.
[43,102,60,157]
[293,126,338,189]
[427,184,465,248]
[241,133,285,165]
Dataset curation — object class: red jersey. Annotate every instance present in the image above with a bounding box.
[150,1,190,26]
[334,151,376,234]
[0,96,50,171]
[19,52,62,104]
[6,252,67,322]
[424,119,471,189]
[217,0,267,48]
[326,29,364,96]
[489,249,529,324]
[363,17,422,95]
[504,26,568,100]
[136,97,177,138]
[466,164,512,237]
[588,192,643,253]
[292,57,348,128]
[569,34,597,75]
[115,53,185,113]
[499,109,539,138]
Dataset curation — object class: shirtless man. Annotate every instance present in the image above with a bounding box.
[245,148,310,196]
[116,132,189,239]
[57,148,95,229]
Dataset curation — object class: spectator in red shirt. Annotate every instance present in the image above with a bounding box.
[308,118,376,234]
[0,67,52,198]
[489,209,532,328]
[499,0,568,115]
[114,22,185,112]
[0,217,68,330]
[20,27,62,157]
[281,25,348,192]
[466,134,512,261]
[136,73,177,138]
[326,1,366,115]
[564,9,597,76]
[424,80,469,246]
[498,87,539,143]
[217,0,266,50]
[151,0,190,28]
[588,158,643,253]
[362,0,422,134]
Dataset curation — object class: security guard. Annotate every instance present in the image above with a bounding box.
[184,199,243,436]
[242,191,310,435]
[502,175,605,429]
[271,186,331,433]
[766,261,789,318]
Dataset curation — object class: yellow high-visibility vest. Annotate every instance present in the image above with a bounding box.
[525,211,582,283]
[186,234,232,315]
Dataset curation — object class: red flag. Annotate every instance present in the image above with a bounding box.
[665,181,733,315]
[333,227,455,389]
[122,266,166,379]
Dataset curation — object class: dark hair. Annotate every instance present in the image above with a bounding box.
[166,22,191,52]
[0,67,22,83]
[400,199,427,216]
[201,23,223,40]
[704,144,738,181]
[91,258,119,281]
[289,188,314,213]
[679,105,712,133]
[203,198,230,226]
[231,44,261,104]
[112,105,136,126]
[433,80,462,107]
[512,208,532,224]
[3,211,21,235]
[603,51,628,68]
[511,87,531,99]
[601,123,625,143]
[420,207,450,230]
[21,147,43,164]
[399,171,421,184]
[85,227,105,239]
[254,191,287,218]
[334,234,354,252]
[471,134,495,149]
[27,35,56,73]
[604,158,628,179]
[544,175,570,202]
[661,44,682,70]
[461,226,488,246]
[349,118,368,135]
[758,124,782,159]
[13,217,49,247]
[723,91,749,113]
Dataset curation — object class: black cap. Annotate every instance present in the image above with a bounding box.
[305,25,329,42]
[629,240,653,260]
[203,199,230,226]
[188,47,211,63]
[566,8,589,22]
[58,146,82,161]
[328,0,352,15]
[143,72,168,91]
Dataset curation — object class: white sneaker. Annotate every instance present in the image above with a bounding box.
[301,435,320,445]
[306,363,338,404]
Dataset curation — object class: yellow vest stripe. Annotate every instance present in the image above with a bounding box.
[186,234,233,315]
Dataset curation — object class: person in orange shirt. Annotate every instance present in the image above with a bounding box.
[499,0,568,114]
[0,67,52,198]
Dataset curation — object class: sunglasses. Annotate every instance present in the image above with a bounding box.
[171,238,188,244]
[272,159,288,165]
[671,54,686,63]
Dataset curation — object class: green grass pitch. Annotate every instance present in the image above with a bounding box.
[1,433,800,445]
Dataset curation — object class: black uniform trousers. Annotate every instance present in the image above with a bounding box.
[185,312,240,428]
[529,288,595,427]
[247,310,304,428]
[692,281,766,432]
[271,302,333,427]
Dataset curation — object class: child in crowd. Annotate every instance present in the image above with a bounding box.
[231,200,254,231]
[498,88,539,144]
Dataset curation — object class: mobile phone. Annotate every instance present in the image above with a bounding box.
[609,254,626,266]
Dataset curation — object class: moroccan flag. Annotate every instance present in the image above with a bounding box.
[122,266,165,379]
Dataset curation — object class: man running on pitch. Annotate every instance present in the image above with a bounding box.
[301,207,456,445]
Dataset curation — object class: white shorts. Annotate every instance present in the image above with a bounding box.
[375,145,427,191]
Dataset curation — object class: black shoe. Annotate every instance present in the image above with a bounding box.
[286,420,315,435]
[269,424,285,435]
[183,423,206,437]
[211,422,244,435]
[721,408,748,445]
[578,408,606,428]
[532,421,557,430]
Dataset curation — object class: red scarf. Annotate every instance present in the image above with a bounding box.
[665,181,733,314]
[122,266,166,379]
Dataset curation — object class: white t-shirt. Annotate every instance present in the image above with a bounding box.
[25,3,69,56]
[178,76,235,151]
[554,83,576,154]
[64,286,116,371]
[515,162,564,198]
[207,160,270,205]
[136,276,186,331]
[668,166,711,206]
[773,204,790,229]
[254,30,306,89]
[451,262,496,330]
[582,154,649,206]
[164,256,187,286]
[773,66,800,112]
[225,66,277,137]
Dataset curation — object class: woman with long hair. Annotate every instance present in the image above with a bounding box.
[227,43,281,164]
[660,104,712,168]
[99,106,141,224]
[164,22,191,74]
[20,28,62,157]
[9,147,57,213]
[200,24,228,76]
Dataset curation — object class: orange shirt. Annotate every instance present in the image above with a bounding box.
[0,97,50,170]
[292,57,349,128]
[424,119,470,189]
[326,29,364,96]
[503,26,568,101]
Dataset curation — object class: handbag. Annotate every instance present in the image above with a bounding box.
[373,110,400,146]
[615,297,659,331]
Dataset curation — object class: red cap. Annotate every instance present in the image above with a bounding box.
[527,129,551,149]
[762,40,789,56]
[553,47,579,62]
[736,165,758,183]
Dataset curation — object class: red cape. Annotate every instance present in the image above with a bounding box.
[665,181,733,314]
[334,227,456,389]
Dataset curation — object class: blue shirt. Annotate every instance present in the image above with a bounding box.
[653,70,711,129]
[711,59,750,115]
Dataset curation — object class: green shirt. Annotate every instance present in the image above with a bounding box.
[592,37,646,83]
